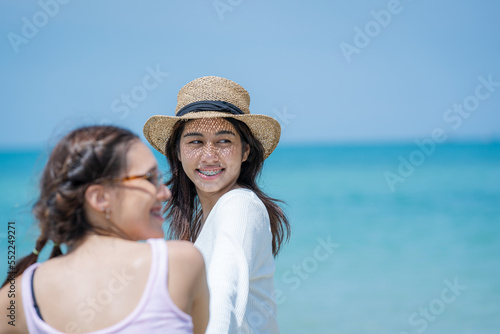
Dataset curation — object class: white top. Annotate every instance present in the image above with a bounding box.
[194,188,280,334]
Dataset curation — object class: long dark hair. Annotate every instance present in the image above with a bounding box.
[164,117,290,256]
[2,125,139,287]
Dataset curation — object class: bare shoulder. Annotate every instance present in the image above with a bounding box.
[166,240,205,269]
[0,274,28,333]
[166,241,206,287]
[165,240,207,311]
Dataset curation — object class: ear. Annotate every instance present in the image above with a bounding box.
[84,184,112,213]
[242,144,250,162]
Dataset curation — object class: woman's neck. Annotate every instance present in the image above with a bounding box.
[197,184,242,224]
[67,233,127,255]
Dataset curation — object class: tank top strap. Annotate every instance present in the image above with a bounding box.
[146,238,169,300]
[21,262,47,333]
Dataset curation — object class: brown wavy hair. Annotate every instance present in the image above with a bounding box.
[164,117,290,256]
[2,126,139,287]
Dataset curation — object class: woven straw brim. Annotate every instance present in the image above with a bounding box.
[143,111,281,160]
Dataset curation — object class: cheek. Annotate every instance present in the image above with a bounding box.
[218,146,238,159]
[180,145,202,161]
[122,196,147,214]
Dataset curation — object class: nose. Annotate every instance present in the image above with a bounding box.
[201,143,219,163]
[157,184,172,201]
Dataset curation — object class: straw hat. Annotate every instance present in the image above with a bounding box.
[143,76,281,159]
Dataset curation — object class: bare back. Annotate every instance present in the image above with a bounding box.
[0,237,208,333]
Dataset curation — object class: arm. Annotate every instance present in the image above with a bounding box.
[167,241,209,334]
[205,191,269,333]
[191,252,209,334]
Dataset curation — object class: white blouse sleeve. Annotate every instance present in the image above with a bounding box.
[205,191,270,334]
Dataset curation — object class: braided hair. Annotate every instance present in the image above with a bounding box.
[2,125,138,287]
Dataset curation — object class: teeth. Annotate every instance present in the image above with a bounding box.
[199,169,222,176]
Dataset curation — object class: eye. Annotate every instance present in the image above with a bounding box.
[188,140,203,144]
[218,139,232,144]
[146,172,163,187]
[146,172,157,184]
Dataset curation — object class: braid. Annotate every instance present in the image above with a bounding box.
[49,243,63,259]
[2,125,139,285]
[1,235,48,288]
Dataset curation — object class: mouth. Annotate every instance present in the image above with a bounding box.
[150,206,163,219]
[197,168,224,178]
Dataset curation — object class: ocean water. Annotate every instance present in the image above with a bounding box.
[1,143,499,333]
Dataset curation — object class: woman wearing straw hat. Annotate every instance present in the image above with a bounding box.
[143,76,290,333]
[0,125,209,334]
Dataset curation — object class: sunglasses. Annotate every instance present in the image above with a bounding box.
[108,171,165,189]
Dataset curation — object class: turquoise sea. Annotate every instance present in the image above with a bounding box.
[1,143,499,333]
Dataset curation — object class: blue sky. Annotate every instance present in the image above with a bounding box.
[1,0,499,149]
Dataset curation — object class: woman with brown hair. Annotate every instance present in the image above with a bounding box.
[0,125,209,334]
[143,76,290,333]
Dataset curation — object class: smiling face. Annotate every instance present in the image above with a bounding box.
[178,118,250,203]
[109,140,171,240]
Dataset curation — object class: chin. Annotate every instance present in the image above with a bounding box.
[197,182,229,193]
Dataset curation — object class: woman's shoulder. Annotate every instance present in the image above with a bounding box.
[0,273,29,333]
[221,187,255,198]
[166,241,205,292]
[216,188,265,210]
[0,261,38,333]
[209,188,270,229]
[166,240,204,268]
[167,240,203,255]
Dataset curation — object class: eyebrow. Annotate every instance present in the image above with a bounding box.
[125,166,157,179]
[216,130,236,136]
[140,166,158,175]
[183,132,203,138]
[182,130,236,137]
